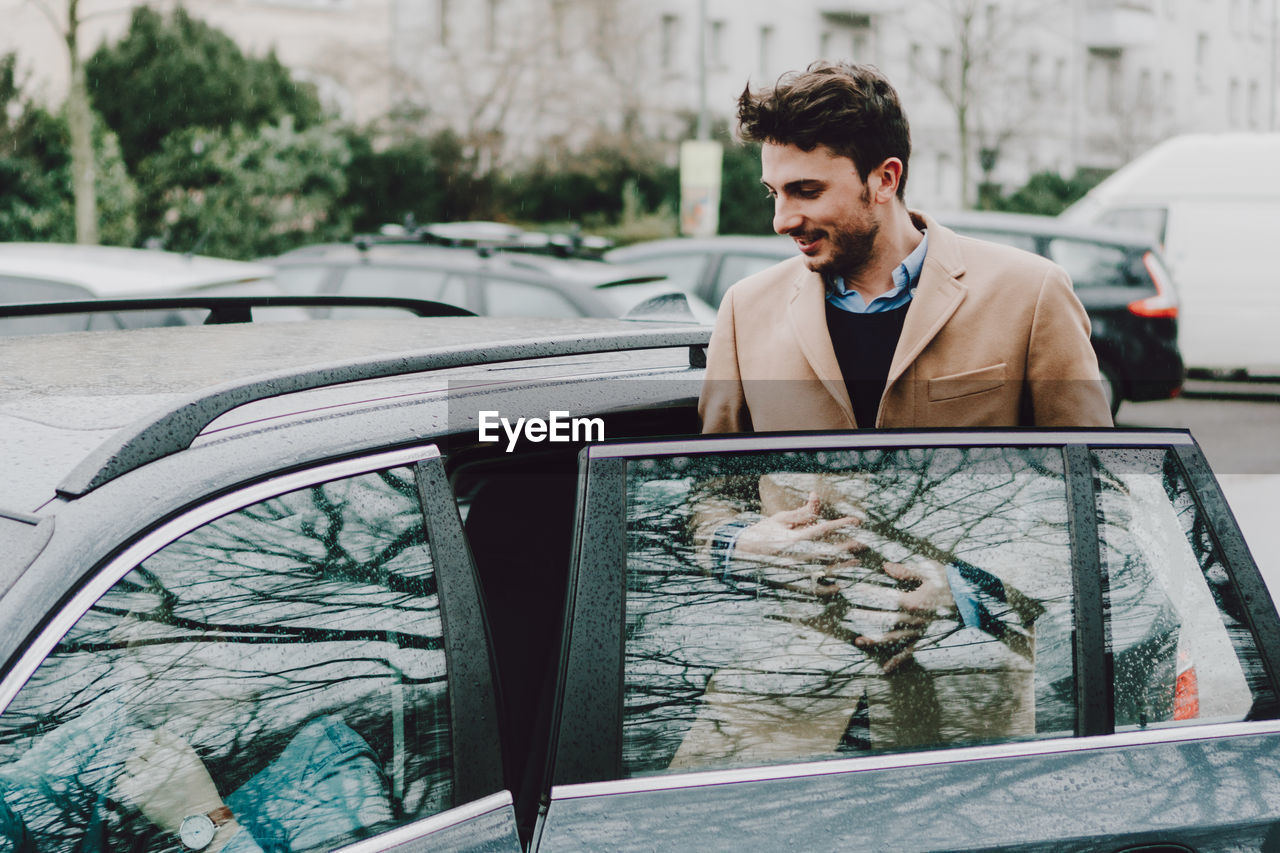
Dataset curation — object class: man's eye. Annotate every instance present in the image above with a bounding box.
[795,188,820,199]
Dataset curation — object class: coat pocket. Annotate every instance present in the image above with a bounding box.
[928,362,1007,401]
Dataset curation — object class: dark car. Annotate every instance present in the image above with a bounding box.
[0,306,1275,852]
[605,214,1184,416]
[267,240,718,322]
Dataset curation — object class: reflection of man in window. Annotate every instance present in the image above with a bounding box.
[674,468,1056,768]
[0,701,392,853]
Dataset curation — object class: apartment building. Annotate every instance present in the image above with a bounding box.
[2,0,1275,210]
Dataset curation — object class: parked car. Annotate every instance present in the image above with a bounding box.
[0,242,279,334]
[604,234,799,306]
[0,304,1276,852]
[606,213,1184,416]
[267,239,718,323]
[1061,133,1280,377]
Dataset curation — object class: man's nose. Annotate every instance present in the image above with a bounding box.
[773,197,802,235]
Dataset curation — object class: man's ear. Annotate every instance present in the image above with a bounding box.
[869,158,904,204]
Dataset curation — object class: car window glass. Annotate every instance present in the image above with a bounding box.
[622,254,706,295]
[1093,448,1272,730]
[0,466,452,853]
[0,274,96,335]
[1096,207,1169,247]
[950,229,1037,253]
[437,275,468,309]
[485,279,583,318]
[271,264,333,295]
[339,264,448,300]
[621,446,1075,776]
[1045,239,1136,289]
[713,254,788,304]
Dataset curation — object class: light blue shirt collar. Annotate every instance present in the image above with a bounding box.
[826,229,928,314]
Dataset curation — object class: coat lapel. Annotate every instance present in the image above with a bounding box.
[786,267,855,424]
[887,214,968,387]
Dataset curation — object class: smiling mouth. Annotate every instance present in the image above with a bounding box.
[793,233,824,255]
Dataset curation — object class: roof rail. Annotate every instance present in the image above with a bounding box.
[57,324,711,498]
[0,295,476,323]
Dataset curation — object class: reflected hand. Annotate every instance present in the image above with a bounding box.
[854,560,956,673]
[114,728,225,835]
[734,492,868,562]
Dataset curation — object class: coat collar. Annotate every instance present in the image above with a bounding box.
[785,210,969,423]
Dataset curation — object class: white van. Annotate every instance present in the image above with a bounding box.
[1062,133,1280,377]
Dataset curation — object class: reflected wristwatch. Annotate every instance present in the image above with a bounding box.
[179,806,234,850]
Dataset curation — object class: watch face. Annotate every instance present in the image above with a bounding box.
[179,814,217,850]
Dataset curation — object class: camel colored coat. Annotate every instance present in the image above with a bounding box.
[699,212,1114,431]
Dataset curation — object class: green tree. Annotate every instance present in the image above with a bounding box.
[717,139,772,235]
[138,120,350,259]
[989,169,1110,217]
[86,7,323,172]
[0,52,136,244]
[498,134,676,227]
[341,128,494,233]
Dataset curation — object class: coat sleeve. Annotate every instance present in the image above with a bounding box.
[1025,263,1114,427]
[698,286,753,433]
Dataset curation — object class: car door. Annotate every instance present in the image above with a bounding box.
[0,446,521,853]
[537,430,1280,852]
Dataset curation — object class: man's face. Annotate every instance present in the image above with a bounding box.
[761,142,880,280]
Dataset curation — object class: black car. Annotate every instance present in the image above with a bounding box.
[0,306,1274,852]
[605,213,1185,416]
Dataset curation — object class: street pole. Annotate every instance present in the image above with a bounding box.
[696,0,709,140]
[1271,0,1277,130]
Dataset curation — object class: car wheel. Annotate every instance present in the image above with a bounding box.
[1099,361,1122,419]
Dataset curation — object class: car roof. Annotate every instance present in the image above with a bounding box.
[270,241,665,288]
[605,235,797,259]
[0,315,710,514]
[0,243,275,296]
[935,211,1160,248]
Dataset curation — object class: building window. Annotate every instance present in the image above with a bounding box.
[1054,57,1067,96]
[438,0,449,48]
[851,28,870,61]
[820,30,833,59]
[709,19,726,68]
[758,25,775,78]
[1248,79,1260,128]
[1195,32,1209,92]
[908,42,922,86]
[1027,51,1041,98]
[938,46,954,93]
[661,14,680,71]
[1230,78,1241,127]
[486,0,502,52]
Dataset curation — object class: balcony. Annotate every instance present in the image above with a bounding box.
[1081,0,1157,49]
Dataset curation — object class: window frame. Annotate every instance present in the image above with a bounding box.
[0,443,508,838]
[547,430,1280,790]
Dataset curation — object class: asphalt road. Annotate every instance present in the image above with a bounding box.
[1118,379,1280,595]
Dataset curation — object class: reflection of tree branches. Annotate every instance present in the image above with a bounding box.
[59,616,445,654]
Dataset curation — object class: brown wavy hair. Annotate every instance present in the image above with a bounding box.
[737,62,911,201]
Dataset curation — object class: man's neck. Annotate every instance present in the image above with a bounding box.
[837,207,924,300]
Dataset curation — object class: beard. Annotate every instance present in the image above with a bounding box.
[805,219,880,280]
[796,186,880,280]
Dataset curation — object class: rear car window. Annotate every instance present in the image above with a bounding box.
[0,466,453,852]
[713,254,788,304]
[1045,238,1141,289]
[484,279,583,318]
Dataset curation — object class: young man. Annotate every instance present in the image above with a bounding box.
[699,62,1113,432]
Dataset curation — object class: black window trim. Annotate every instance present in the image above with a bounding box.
[548,428,1275,788]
